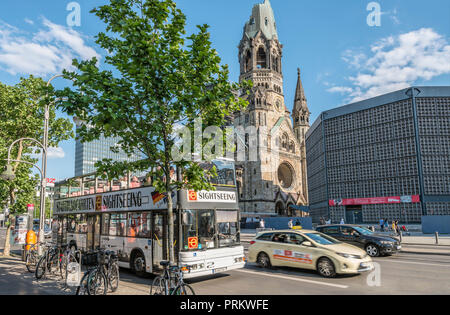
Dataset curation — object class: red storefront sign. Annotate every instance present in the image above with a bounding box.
[329,195,420,207]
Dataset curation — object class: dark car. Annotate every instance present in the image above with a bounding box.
[316,224,401,257]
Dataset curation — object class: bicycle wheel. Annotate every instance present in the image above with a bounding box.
[35,255,47,280]
[76,270,92,295]
[26,250,37,273]
[150,276,168,295]
[172,283,196,295]
[48,252,60,275]
[87,269,107,295]
[108,263,120,292]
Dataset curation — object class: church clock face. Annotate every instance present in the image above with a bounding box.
[275,99,283,112]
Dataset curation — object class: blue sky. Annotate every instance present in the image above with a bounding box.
[0,0,449,180]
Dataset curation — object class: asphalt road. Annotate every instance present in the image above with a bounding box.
[1,239,449,295]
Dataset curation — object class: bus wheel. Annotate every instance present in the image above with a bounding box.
[132,251,146,277]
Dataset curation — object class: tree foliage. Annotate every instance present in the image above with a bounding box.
[0,76,74,214]
[56,0,250,263]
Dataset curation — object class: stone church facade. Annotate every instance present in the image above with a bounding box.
[234,0,310,217]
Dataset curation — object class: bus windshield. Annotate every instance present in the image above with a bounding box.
[200,159,236,187]
[182,209,239,250]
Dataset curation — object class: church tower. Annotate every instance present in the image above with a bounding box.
[293,68,310,204]
[234,0,308,217]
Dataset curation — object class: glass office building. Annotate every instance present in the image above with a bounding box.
[74,125,142,177]
[306,86,450,224]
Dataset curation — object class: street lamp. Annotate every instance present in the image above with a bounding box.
[38,74,64,252]
[1,165,16,181]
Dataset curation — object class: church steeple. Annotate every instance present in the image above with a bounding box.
[293,68,310,128]
[244,0,278,41]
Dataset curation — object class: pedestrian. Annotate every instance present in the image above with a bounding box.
[325,218,331,225]
[380,218,384,232]
[395,220,400,236]
[340,218,345,225]
[392,220,397,235]
[288,219,293,229]
[259,218,265,229]
[320,217,325,225]
[384,218,389,232]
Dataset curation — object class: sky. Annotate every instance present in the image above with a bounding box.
[0,0,449,181]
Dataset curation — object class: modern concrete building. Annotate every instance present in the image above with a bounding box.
[306,86,450,224]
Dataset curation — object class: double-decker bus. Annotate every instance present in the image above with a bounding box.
[52,158,245,278]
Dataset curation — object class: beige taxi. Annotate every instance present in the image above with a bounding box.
[248,229,374,278]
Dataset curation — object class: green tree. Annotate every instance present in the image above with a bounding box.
[57,0,249,264]
[0,76,73,256]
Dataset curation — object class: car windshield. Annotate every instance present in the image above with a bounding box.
[353,226,373,236]
[305,233,341,245]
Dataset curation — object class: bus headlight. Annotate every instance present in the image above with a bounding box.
[234,256,245,263]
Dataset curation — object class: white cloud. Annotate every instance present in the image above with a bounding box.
[30,146,66,159]
[0,18,100,76]
[328,28,450,103]
[47,147,66,159]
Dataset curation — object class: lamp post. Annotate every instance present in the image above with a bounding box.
[38,74,64,252]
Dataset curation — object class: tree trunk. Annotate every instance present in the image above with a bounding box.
[2,189,15,256]
[167,189,175,265]
[2,140,24,256]
[2,223,12,256]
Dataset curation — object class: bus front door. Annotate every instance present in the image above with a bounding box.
[152,213,167,270]
[86,214,101,251]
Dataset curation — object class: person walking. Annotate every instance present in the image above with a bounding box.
[288,219,293,229]
[259,218,265,229]
[325,218,331,225]
[384,218,389,232]
[340,218,345,225]
[380,218,384,232]
[320,217,325,226]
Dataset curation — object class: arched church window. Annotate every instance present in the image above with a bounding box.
[281,133,289,150]
[289,141,295,153]
[256,47,267,69]
[245,50,252,72]
[272,56,278,72]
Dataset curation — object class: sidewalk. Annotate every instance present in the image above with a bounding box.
[0,256,73,295]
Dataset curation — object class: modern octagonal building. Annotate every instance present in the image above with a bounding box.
[306,86,450,224]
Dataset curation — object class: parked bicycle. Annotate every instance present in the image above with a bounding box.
[76,249,119,295]
[35,243,61,280]
[150,261,195,295]
[25,242,44,273]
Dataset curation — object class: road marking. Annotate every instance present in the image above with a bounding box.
[377,259,450,268]
[234,269,349,289]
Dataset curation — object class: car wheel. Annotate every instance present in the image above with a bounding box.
[365,244,380,257]
[317,257,336,278]
[256,252,271,269]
